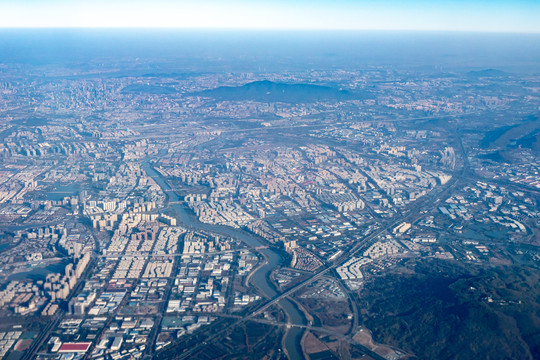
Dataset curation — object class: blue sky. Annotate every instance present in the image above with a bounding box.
[0,0,539,32]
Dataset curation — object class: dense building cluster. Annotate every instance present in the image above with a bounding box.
[0,50,538,360]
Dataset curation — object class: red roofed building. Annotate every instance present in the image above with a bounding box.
[58,342,91,353]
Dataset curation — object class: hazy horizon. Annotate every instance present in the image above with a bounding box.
[1,29,539,74]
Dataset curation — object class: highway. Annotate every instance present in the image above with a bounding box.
[201,312,388,360]
[22,124,469,360]
[168,140,468,359]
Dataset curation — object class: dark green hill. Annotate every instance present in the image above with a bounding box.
[480,119,540,150]
[360,260,540,360]
[194,80,362,103]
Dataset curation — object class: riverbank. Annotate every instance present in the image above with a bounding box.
[144,162,306,360]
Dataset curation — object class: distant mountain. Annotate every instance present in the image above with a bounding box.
[193,80,362,103]
[466,69,508,78]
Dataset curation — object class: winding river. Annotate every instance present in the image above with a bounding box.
[144,163,306,360]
